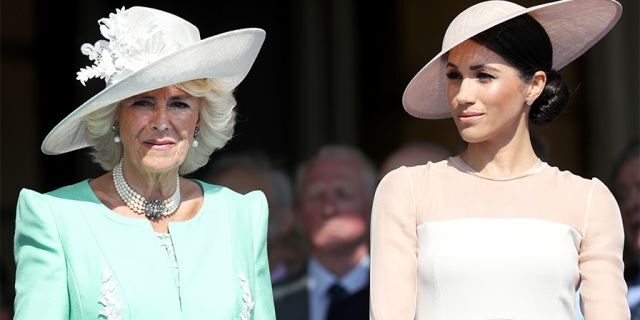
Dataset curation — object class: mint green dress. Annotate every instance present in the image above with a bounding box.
[14,180,275,319]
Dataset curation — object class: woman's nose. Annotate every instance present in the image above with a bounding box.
[151,106,169,131]
[455,78,475,105]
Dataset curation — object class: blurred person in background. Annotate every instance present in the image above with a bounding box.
[611,139,640,317]
[203,151,307,284]
[378,141,450,181]
[273,145,375,320]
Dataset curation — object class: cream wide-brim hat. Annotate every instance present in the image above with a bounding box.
[402,0,622,119]
[41,6,266,155]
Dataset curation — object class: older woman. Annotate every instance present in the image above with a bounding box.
[371,0,628,319]
[14,6,274,319]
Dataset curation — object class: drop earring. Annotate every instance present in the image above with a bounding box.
[192,126,200,148]
[112,122,121,143]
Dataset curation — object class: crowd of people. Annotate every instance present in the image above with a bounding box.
[5,0,638,319]
[199,142,452,319]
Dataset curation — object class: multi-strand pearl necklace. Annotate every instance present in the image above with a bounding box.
[113,160,180,220]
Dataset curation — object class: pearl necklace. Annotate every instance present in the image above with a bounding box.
[113,160,180,220]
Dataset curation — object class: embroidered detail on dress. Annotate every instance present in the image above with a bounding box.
[156,232,182,307]
[239,273,255,320]
[99,266,123,320]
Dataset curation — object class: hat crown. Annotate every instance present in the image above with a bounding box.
[77,6,202,86]
[125,7,200,45]
[442,1,525,51]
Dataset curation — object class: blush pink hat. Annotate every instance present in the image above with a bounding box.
[402,0,622,119]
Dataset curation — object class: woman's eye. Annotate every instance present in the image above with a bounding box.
[132,100,152,107]
[477,72,494,80]
[446,71,461,80]
[170,101,190,109]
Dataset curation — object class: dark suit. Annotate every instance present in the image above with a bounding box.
[273,274,309,320]
[273,271,369,320]
[326,286,369,320]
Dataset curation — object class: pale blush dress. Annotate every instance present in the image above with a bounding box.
[370,157,629,320]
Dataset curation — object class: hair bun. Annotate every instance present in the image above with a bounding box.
[529,69,569,125]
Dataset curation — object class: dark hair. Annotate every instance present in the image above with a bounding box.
[473,14,569,125]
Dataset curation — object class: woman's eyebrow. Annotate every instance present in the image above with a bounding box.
[470,64,500,72]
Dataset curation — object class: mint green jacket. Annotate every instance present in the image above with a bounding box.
[14,180,276,319]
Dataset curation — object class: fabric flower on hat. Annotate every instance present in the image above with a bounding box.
[76,7,181,86]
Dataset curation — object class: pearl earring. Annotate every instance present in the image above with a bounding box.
[112,122,121,143]
[526,99,534,106]
[192,126,200,148]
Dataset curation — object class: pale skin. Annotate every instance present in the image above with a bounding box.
[90,85,205,233]
[446,39,547,177]
[297,155,371,276]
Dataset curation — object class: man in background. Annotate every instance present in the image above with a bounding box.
[202,151,306,284]
[378,141,450,180]
[273,145,375,320]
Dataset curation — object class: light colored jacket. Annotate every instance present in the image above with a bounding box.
[14,180,275,319]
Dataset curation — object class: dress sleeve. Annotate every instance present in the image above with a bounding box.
[248,191,276,319]
[579,178,629,320]
[370,167,418,319]
[14,189,70,319]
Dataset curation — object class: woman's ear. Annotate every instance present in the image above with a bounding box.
[197,102,202,126]
[114,103,122,122]
[527,71,547,104]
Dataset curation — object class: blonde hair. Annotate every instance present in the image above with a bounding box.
[82,78,237,175]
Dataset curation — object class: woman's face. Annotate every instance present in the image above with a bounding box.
[118,85,201,174]
[446,40,530,144]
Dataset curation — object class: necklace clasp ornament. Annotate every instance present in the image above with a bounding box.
[113,160,180,220]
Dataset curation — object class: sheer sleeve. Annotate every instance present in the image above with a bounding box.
[579,178,629,320]
[370,167,418,319]
[14,189,70,319]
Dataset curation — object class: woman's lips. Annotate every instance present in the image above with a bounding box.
[143,140,176,150]
[457,112,485,123]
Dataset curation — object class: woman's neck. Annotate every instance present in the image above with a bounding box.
[461,126,540,178]
[121,159,179,200]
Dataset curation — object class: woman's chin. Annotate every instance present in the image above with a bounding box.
[129,156,184,174]
[458,130,487,144]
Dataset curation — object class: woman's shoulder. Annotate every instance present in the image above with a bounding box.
[542,164,604,190]
[537,165,619,211]
[194,180,267,208]
[195,180,263,197]
[19,180,92,203]
[193,180,268,233]
[16,180,96,227]
[381,158,446,181]
[378,157,451,189]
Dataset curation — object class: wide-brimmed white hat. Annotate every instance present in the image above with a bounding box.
[402,0,622,119]
[42,6,266,154]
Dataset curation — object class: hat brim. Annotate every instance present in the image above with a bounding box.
[41,28,266,155]
[402,0,622,119]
